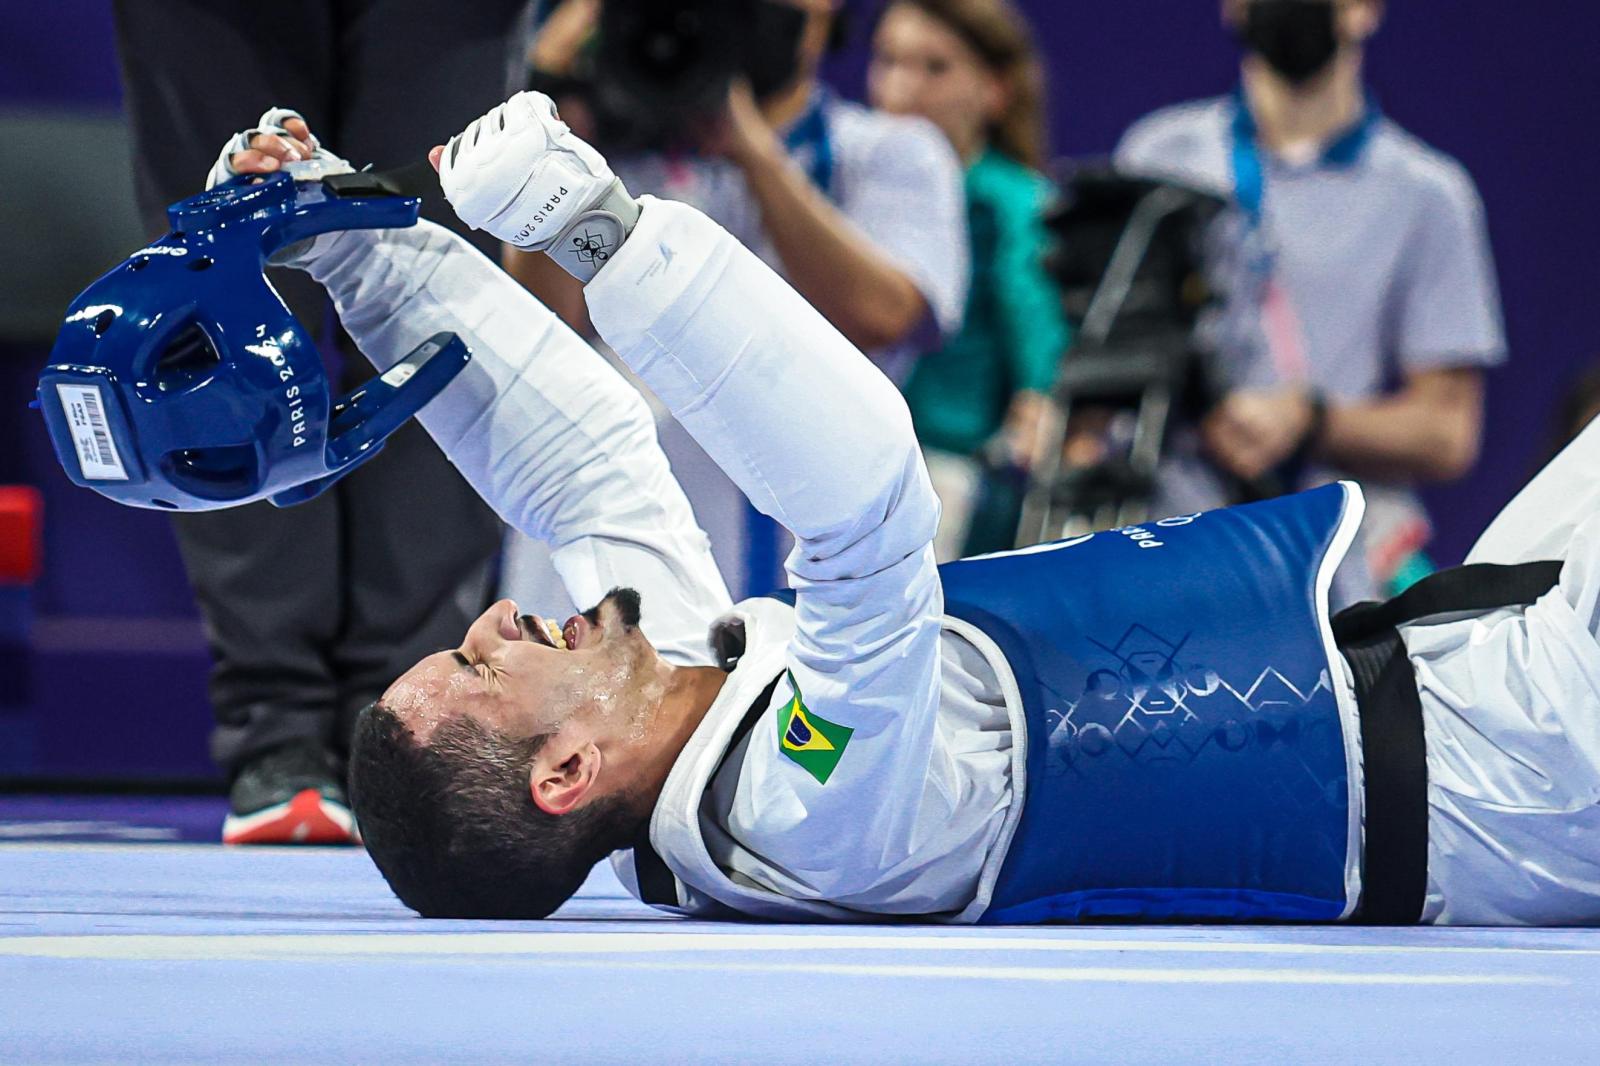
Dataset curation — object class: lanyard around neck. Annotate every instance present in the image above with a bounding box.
[1229,87,1379,221]
[782,88,835,198]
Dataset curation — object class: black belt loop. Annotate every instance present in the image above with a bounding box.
[630,673,785,908]
[1335,558,1562,924]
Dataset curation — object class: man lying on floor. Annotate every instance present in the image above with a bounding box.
[217,95,1600,926]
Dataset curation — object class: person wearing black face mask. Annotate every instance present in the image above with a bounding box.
[1115,0,1506,605]
[1239,0,1342,86]
[499,0,968,619]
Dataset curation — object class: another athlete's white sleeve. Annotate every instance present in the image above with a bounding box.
[586,197,944,896]
[1469,414,1600,567]
[301,221,732,664]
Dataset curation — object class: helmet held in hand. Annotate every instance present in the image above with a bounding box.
[37,170,471,512]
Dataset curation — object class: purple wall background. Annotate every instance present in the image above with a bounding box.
[1,1,1596,776]
[9,0,1597,592]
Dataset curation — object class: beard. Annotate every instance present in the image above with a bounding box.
[585,586,643,630]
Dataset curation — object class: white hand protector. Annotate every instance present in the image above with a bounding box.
[205,107,354,190]
[437,91,640,280]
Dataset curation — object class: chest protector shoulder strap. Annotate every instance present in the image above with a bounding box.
[943,483,1365,923]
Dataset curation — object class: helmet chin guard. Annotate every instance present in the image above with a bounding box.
[36,170,471,511]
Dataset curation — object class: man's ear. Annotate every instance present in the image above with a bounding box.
[530,738,603,816]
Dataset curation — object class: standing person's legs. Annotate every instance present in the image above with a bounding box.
[111,1,356,782]
[333,0,533,255]
[324,0,529,741]
[330,419,503,751]
[112,2,338,240]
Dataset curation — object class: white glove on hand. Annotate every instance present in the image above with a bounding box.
[205,107,359,268]
[205,107,354,190]
[438,92,638,279]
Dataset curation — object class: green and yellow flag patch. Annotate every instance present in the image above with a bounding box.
[776,671,852,784]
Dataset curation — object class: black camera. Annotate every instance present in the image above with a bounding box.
[535,0,812,152]
[1015,165,1229,544]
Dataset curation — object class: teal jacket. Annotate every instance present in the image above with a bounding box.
[902,149,1070,456]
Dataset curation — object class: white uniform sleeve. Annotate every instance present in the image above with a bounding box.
[586,197,945,897]
[1468,415,1600,567]
[301,221,732,664]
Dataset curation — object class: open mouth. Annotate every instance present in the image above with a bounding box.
[518,612,589,651]
[519,612,568,650]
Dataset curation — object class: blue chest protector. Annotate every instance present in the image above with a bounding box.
[940,483,1364,924]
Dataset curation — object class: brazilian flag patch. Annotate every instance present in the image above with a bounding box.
[776,671,852,784]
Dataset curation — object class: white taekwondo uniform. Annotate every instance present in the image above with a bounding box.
[300,182,1600,926]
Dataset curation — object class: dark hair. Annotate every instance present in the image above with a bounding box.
[348,701,644,919]
[885,0,1049,170]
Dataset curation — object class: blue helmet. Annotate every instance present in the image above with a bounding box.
[37,169,470,511]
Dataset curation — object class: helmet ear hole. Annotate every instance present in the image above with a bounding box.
[160,444,261,501]
[150,323,223,393]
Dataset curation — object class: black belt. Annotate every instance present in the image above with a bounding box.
[1333,560,1561,924]
[632,673,785,908]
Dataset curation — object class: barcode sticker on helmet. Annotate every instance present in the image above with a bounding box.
[55,383,128,481]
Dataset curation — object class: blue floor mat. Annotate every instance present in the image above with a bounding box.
[3,799,1599,1064]
[0,794,226,843]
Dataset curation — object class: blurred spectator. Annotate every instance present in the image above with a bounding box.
[112,1,523,842]
[1116,0,1505,597]
[511,0,968,382]
[869,0,1069,559]
[500,0,968,606]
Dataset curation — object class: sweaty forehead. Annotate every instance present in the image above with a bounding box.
[382,651,487,744]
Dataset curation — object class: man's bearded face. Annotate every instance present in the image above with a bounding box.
[380,588,657,747]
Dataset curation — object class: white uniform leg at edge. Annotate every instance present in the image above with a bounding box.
[1468,414,1600,565]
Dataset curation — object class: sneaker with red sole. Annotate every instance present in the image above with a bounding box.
[222,741,360,846]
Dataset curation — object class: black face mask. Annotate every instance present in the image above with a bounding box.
[745,0,810,100]
[1239,0,1341,86]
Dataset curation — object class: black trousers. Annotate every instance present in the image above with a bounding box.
[112,0,527,771]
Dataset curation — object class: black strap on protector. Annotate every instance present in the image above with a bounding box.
[631,673,785,908]
[323,160,442,200]
[1334,559,1561,924]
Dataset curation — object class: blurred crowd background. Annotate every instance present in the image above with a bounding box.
[1,0,1597,806]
